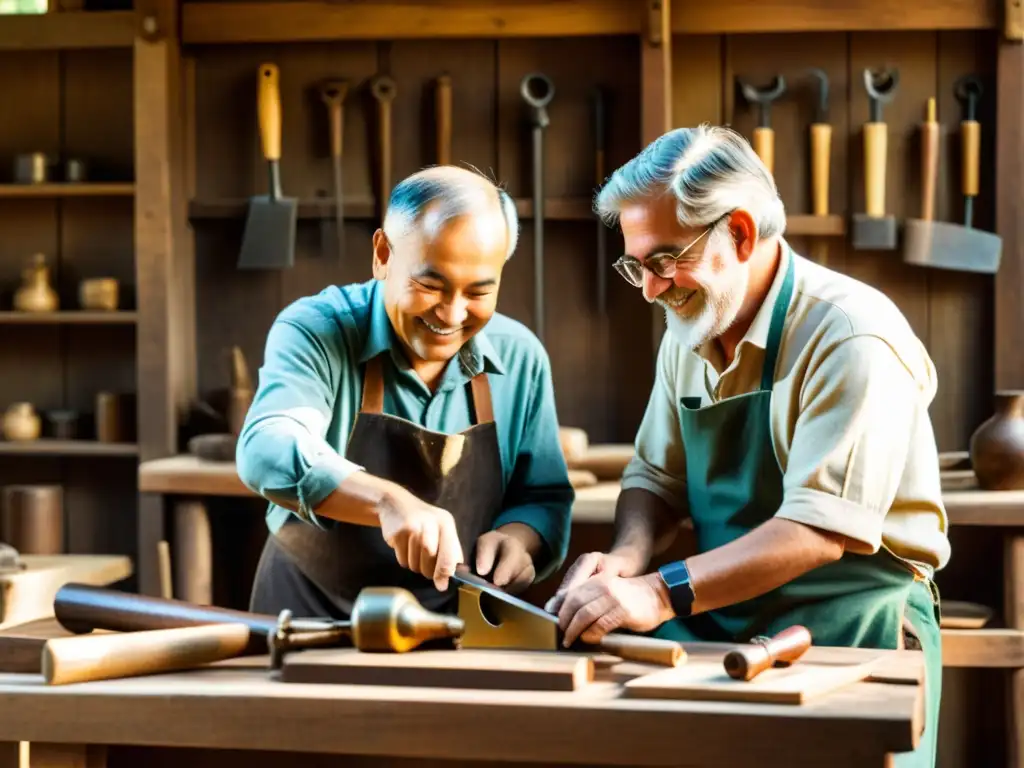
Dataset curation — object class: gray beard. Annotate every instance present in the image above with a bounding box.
[661,267,749,351]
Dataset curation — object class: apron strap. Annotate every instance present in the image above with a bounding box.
[361,354,495,425]
[759,245,797,392]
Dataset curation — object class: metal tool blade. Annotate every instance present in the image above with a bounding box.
[903,218,1001,274]
[238,194,297,269]
[451,565,560,651]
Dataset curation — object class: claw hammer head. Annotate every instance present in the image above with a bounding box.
[738,75,786,127]
[807,68,829,124]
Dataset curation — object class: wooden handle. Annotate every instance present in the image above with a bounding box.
[598,634,686,667]
[961,118,980,198]
[810,123,831,216]
[257,63,281,162]
[42,624,251,686]
[723,625,812,681]
[863,122,888,217]
[920,98,940,222]
[436,74,452,166]
[320,80,347,161]
[371,76,397,204]
[752,127,774,176]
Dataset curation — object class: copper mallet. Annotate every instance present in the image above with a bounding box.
[723,625,812,681]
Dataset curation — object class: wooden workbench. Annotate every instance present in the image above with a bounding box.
[0,643,925,768]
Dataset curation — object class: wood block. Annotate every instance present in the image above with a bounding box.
[623,655,883,704]
[279,648,594,691]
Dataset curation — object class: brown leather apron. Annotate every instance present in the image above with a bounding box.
[250,353,505,619]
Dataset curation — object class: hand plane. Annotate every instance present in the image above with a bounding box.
[451,565,685,667]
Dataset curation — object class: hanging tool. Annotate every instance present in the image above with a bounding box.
[370,75,397,218]
[49,582,466,682]
[521,72,554,344]
[452,566,685,667]
[903,77,1002,273]
[237,62,297,270]
[807,68,831,265]
[852,67,900,250]
[319,79,348,260]
[737,75,786,176]
[436,73,452,165]
[723,625,812,681]
[593,85,607,314]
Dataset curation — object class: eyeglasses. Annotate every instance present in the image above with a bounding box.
[612,224,716,288]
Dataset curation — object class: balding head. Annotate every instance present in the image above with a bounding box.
[370,166,517,386]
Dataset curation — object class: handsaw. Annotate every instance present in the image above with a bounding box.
[451,565,684,666]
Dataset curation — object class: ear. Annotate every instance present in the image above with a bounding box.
[727,210,758,262]
[371,229,390,279]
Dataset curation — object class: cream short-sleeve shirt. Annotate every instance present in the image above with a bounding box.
[621,241,950,576]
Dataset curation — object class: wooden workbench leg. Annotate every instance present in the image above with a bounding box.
[1005,535,1024,768]
[174,498,212,605]
[0,742,107,767]
[137,493,166,597]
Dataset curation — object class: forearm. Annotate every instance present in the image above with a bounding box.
[609,488,682,574]
[683,518,845,615]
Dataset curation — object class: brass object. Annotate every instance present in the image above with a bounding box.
[2,403,41,441]
[13,254,59,313]
[227,346,254,435]
[1,485,64,555]
[268,586,465,669]
[13,153,55,184]
[79,278,119,311]
[723,625,812,681]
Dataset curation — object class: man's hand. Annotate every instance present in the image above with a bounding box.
[376,488,463,591]
[556,571,674,646]
[474,524,540,594]
[543,550,642,614]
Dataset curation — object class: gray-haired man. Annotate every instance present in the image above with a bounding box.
[546,126,945,767]
[238,165,574,621]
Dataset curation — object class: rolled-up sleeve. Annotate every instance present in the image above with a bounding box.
[776,334,927,554]
[492,349,574,582]
[236,309,364,528]
[620,336,689,518]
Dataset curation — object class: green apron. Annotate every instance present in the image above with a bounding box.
[650,247,942,767]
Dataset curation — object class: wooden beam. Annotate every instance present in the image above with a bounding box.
[671,0,998,34]
[181,0,640,44]
[641,0,672,354]
[996,39,1024,390]
[0,10,133,51]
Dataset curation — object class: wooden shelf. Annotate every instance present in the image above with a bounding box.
[783,215,846,237]
[0,10,134,51]
[0,439,138,457]
[189,197,596,222]
[0,311,137,325]
[0,183,134,198]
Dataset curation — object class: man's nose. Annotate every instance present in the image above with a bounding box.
[642,270,672,303]
[436,297,469,326]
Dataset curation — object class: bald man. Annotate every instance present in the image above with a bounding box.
[237,166,574,620]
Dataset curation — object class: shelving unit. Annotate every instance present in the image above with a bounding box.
[0,311,137,324]
[0,183,134,197]
[0,439,138,457]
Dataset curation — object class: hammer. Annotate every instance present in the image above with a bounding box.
[852,67,900,250]
[737,75,786,176]
[521,72,555,344]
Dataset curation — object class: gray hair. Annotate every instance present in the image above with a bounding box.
[594,124,786,240]
[383,166,520,260]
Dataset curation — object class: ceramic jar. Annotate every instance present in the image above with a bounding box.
[13,254,58,313]
[2,403,41,442]
[970,391,1024,490]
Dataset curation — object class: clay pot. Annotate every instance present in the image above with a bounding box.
[2,403,41,442]
[13,254,58,313]
[969,391,1024,490]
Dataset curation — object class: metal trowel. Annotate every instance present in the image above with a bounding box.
[451,565,685,666]
[238,62,297,270]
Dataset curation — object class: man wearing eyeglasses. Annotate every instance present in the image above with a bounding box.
[237,165,574,623]
[546,126,945,767]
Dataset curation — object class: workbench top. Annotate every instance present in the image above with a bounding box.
[139,454,1024,526]
[0,644,923,767]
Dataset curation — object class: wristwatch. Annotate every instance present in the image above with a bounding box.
[658,560,696,618]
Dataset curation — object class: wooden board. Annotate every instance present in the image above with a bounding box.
[0,617,113,673]
[279,648,594,691]
[623,654,883,704]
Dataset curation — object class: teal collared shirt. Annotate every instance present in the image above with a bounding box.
[235,278,574,580]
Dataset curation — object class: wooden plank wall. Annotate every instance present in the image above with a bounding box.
[0,49,138,570]
[673,30,997,452]
[188,37,649,444]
